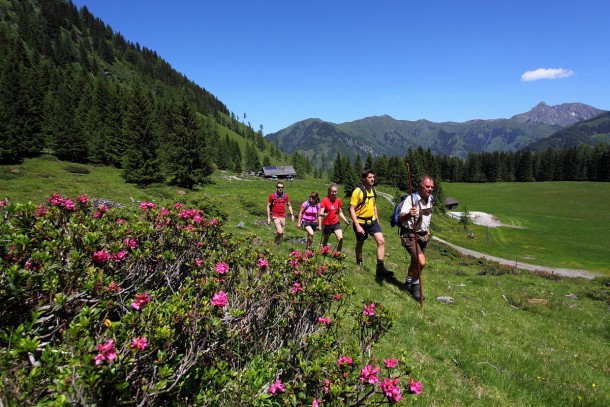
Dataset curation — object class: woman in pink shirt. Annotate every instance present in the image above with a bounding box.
[297,192,321,250]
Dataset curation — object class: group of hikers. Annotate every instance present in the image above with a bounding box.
[266,168,435,301]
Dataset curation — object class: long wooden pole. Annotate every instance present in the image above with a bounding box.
[406,163,423,309]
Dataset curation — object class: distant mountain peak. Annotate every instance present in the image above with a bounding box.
[512,102,603,127]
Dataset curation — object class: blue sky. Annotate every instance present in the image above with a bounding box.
[71,0,609,134]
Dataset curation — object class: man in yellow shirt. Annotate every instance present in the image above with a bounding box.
[349,169,392,277]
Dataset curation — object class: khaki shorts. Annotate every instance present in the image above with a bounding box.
[400,230,430,258]
[272,217,285,232]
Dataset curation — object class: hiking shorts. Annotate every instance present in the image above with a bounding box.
[301,221,318,231]
[400,230,430,257]
[272,217,285,233]
[323,222,341,235]
[353,219,382,241]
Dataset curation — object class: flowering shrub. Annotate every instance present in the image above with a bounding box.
[0,195,419,405]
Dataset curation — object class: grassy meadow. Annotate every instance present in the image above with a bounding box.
[1,157,609,406]
[440,182,610,273]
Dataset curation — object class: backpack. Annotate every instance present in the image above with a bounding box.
[303,201,319,215]
[354,185,376,212]
[390,193,434,228]
[269,191,286,210]
[389,193,411,227]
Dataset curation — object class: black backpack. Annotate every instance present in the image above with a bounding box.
[354,185,376,211]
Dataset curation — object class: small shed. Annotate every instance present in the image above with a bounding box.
[444,197,459,210]
[261,165,296,180]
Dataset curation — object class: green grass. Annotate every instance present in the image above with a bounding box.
[438,182,610,273]
[1,157,609,406]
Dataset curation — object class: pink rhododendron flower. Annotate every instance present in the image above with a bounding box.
[380,377,402,403]
[214,262,228,274]
[130,336,148,350]
[210,291,228,307]
[318,316,331,325]
[123,238,138,249]
[93,211,102,218]
[34,204,47,216]
[268,379,285,396]
[174,202,183,209]
[107,281,119,292]
[92,250,109,264]
[312,399,320,407]
[49,193,76,211]
[111,250,126,262]
[138,201,155,210]
[289,259,299,269]
[158,206,169,216]
[334,293,342,300]
[291,282,303,294]
[408,377,422,395]
[97,204,108,213]
[131,292,150,310]
[0,200,7,207]
[194,258,203,267]
[384,358,397,368]
[290,250,301,259]
[319,245,331,255]
[336,355,352,367]
[116,218,125,224]
[323,379,330,394]
[332,250,341,258]
[359,364,380,384]
[257,257,268,269]
[93,339,116,365]
[76,194,88,203]
[363,303,375,316]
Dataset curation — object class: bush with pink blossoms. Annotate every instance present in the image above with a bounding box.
[0,194,419,406]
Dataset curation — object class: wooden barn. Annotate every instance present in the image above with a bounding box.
[260,166,297,180]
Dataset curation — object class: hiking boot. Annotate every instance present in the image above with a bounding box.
[376,263,394,277]
[404,279,412,292]
[410,283,423,301]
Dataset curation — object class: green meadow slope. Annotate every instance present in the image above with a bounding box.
[1,157,609,406]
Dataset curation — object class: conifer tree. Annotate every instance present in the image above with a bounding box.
[163,96,215,189]
[43,71,88,162]
[121,80,164,185]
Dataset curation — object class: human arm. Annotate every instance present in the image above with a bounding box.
[287,201,295,221]
[338,208,350,226]
[297,203,305,226]
[266,195,272,224]
[349,204,364,234]
[318,206,326,230]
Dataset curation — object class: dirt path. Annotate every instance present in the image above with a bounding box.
[432,236,600,279]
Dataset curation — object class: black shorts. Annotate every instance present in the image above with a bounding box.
[301,221,318,230]
[353,219,382,241]
[323,222,341,235]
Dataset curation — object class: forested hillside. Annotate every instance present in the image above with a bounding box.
[0,0,302,187]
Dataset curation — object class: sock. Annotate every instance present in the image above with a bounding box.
[412,279,419,285]
[376,259,384,265]
[406,276,412,283]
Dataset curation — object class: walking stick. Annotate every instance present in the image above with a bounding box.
[407,163,423,309]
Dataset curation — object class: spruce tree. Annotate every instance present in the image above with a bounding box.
[163,96,215,189]
[121,80,164,185]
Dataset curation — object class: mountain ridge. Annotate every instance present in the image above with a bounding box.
[267,102,606,165]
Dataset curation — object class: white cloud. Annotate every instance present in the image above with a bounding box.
[521,68,574,81]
